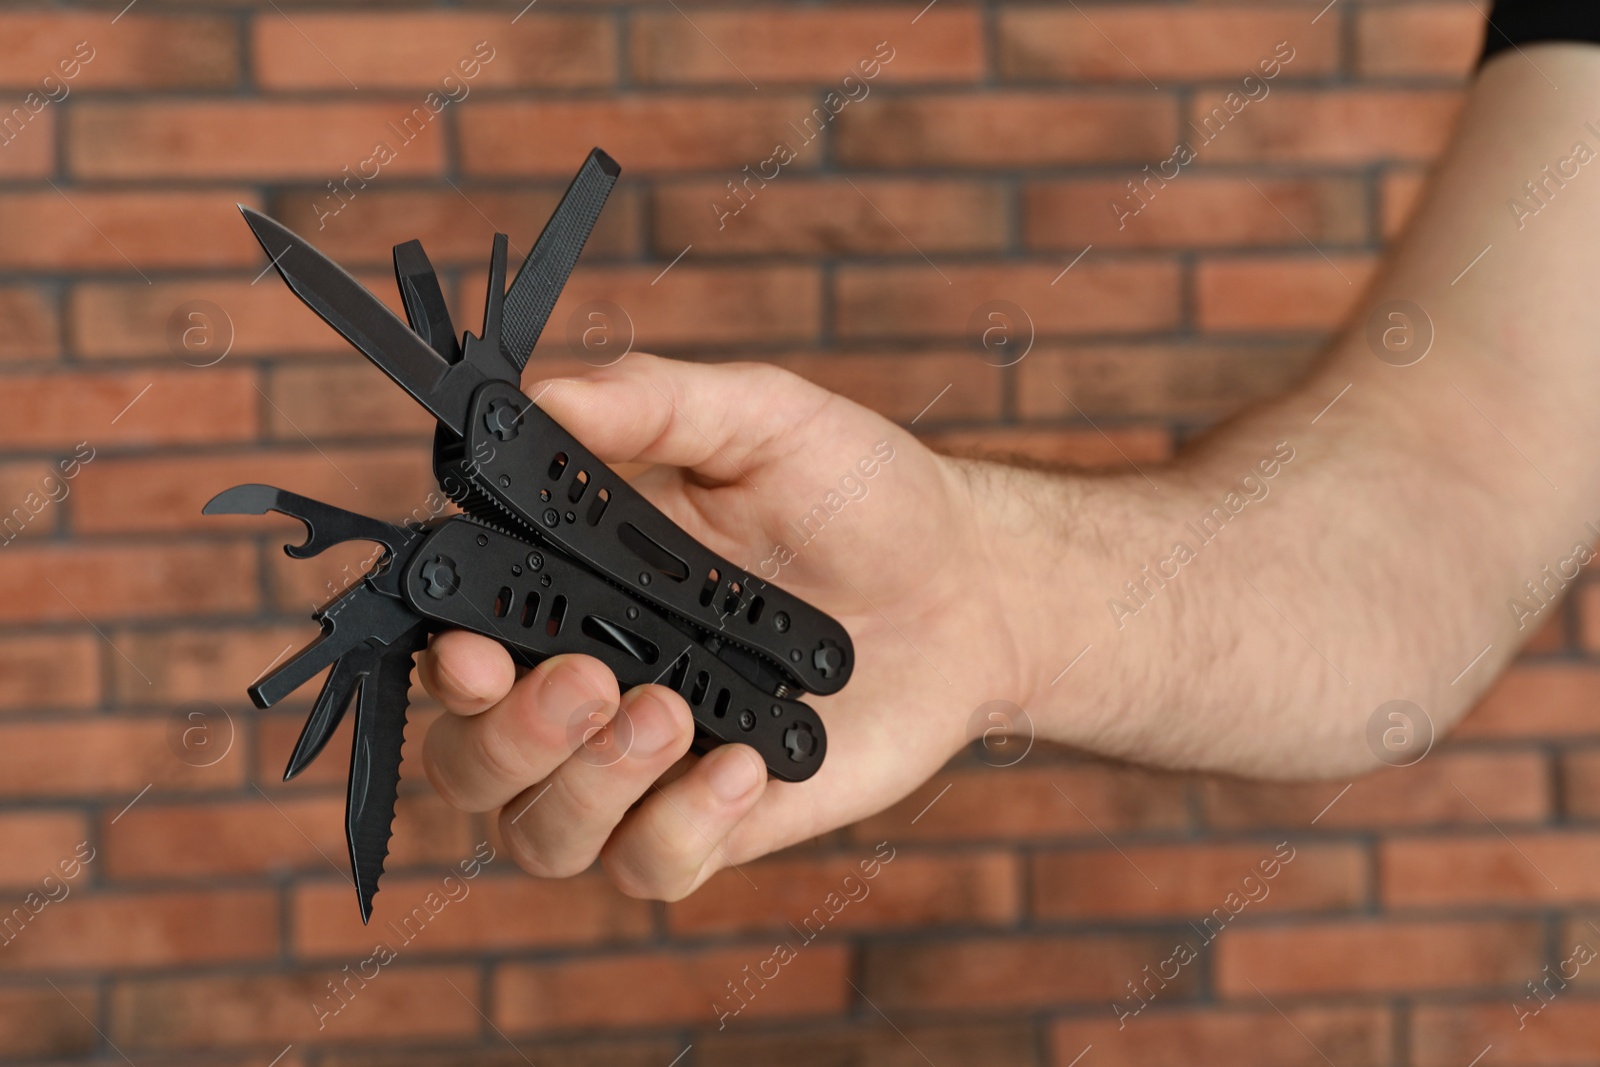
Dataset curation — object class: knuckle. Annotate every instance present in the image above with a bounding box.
[467,717,537,791]
[421,720,490,812]
[502,816,593,880]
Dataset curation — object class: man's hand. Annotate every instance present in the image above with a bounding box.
[421,48,1600,901]
[418,354,1031,900]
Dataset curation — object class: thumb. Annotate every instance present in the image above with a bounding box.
[525,353,832,483]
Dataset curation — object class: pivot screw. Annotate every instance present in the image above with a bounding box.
[813,640,844,680]
[738,709,756,731]
[784,721,817,761]
[420,555,460,599]
[484,398,523,441]
[773,612,790,633]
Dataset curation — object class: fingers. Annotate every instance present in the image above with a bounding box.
[417,630,516,715]
[422,638,775,897]
[600,742,767,900]
[496,685,695,878]
[526,353,835,481]
[422,653,620,813]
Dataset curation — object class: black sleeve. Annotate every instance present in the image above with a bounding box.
[1480,1,1600,67]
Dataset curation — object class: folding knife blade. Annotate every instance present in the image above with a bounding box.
[501,147,620,372]
[283,638,381,781]
[238,206,485,434]
[346,621,429,923]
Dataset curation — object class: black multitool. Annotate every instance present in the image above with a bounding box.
[206,149,853,921]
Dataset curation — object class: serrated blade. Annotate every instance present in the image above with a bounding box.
[500,147,620,372]
[346,622,428,923]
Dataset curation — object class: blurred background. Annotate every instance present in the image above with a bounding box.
[6,2,1593,1065]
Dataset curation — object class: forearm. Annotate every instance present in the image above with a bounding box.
[988,46,1600,777]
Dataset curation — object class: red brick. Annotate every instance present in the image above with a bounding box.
[105,786,466,883]
[0,541,255,623]
[0,812,89,889]
[837,93,1178,167]
[0,191,259,271]
[668,849,1018,936]
[1562,747,1600,817]
[524,265,820,350]
[0,460,58,541]
[761,349,1002,424]
[0,634,100,710]
[862,933,1197,1011]
[1215,919,1541,996]
[1000,8,1336,81]
[1382,168,1431,240]
[918,425,1174,467]
[703,1024,1035,1067]
[108,625,314,706]
[1016,343,1317,420]
[270,186,640,268]
[266,361,436,439]
[105,795,338,881]
[1034,842,1365,920]
[0,109,55,177]
[0,369,258,449]
[1576,581,1600,653]
[72,272,405,360]
[1184,90,1464,164]
[295,871,651,958]
[1413,1001,1600,1067]
[0,889,275,972]
[631,9,981,85]
[1202,751,1550,829]
[1026,176,1367,250]
[494,945,850,1032]
[70,103,447,180]
[1524,605,1569,653]
[835,261,1182,340]
[0,719,240,797]
[1382,834,1600,908]
[111,966,481,1048]
[460,97,822,176]
[73,446,436,535]
[0,983,96,1059]
[653,178,1007,256]
[0,286,58,361]
[1357,3,1485,78]
[1196,255,1377,332]
[1457,665,1600,739]
[852,763,1189,843]
[0,15,237,88]
[1052,1006,1393,1067]
[254,13,614,89]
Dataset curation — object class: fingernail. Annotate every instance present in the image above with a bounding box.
[706,747,762,802]
[625,693,680,758]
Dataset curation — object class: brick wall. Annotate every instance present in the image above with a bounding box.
[8,2,1597,1065]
